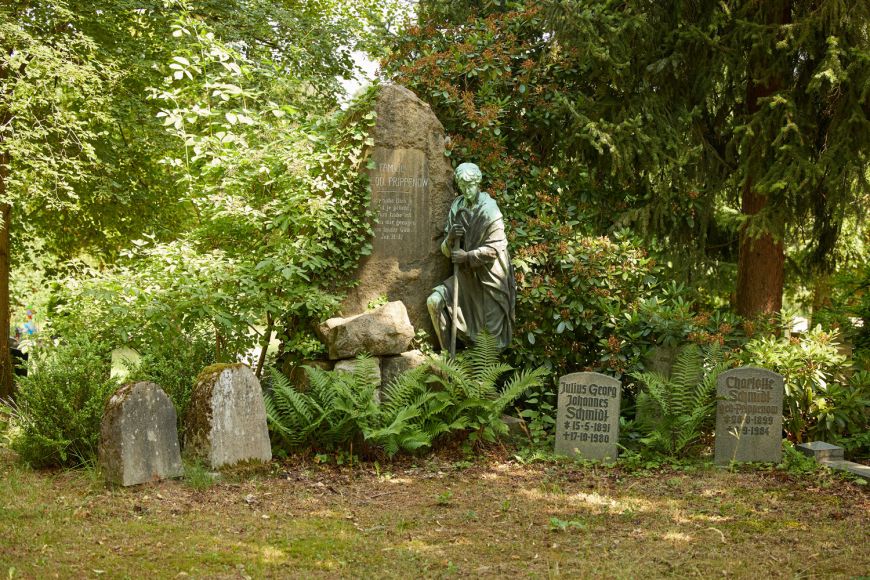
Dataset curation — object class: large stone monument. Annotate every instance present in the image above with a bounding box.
[714,367,784,464]
[555,372,621,461]
[340,84,455,338]
[99,381,183,486]
[185,364,272,469]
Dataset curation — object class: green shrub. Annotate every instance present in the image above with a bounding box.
[742,326,869,444]
[127,330,216,431]
[8,336,119,468]
[630,343,727,457]
[265,333,549,457]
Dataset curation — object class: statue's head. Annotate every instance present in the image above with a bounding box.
[454,162,482,203]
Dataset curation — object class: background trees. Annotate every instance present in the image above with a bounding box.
[1,0,393,396]
[388,0,869,321]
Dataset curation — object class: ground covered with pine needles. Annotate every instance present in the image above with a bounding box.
[1,447,868,578]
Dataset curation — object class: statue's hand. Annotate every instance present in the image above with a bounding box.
[449,224,466,241]
[451,249,468,264]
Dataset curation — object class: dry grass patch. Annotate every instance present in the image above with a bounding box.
[1,448,867,578]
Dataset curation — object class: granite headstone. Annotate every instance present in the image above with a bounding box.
[555,372,621,461]
[340,84,455,339]
[714,367,784,464]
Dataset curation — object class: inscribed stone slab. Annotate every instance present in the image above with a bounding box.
[714,367,784,464]
[340,84,454,338]
[370,147,429,257]
[555,372,621,461]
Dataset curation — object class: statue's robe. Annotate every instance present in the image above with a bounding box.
[433,191,516,349]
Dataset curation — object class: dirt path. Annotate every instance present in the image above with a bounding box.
[1,450,868,578]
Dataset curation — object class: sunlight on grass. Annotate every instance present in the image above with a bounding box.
[662,531,693,542]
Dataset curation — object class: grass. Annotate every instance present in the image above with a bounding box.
[0,446,868,578]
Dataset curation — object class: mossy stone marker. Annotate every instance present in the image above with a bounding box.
[555,372,621,461]
[185,364,271,469]
[714,367,784,464]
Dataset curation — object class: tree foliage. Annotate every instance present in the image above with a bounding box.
[387,0,870,318]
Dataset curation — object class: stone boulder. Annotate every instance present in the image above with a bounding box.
[380,349,427,388]
[319,301,414,360]
[185,364,271,469]
[99,381,183,486]
[334,358,382,385]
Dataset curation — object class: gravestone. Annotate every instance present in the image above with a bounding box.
[340,84,455,339]
[555,372,621,461]
[714,367,784,464]
[99,382,183,486]
[185,364,272,469]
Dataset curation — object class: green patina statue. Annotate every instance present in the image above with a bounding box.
[427,162,516,353]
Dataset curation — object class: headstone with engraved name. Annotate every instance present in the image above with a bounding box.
[555,372,621,461]
[340,84,454,339]
[714,367,784,464]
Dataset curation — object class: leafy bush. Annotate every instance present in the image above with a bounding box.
[742,326,869,444]
[265,333,548,457]
[127,330,216,433]
[7,336,119,468]
[630,344,728,456]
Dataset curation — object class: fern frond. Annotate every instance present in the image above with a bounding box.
[474,363,514,399]
[464,330,501,383]
[493,366,548,415]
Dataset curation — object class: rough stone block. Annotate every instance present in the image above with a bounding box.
[185,364,271,469]
[320,301,414,360]
[334,358,382,385]
[99,382,183,486]
[380,349,427,388]
[339,84,455,340]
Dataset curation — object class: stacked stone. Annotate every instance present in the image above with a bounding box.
[316,300,426,393]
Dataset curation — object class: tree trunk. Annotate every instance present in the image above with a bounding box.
[0,168,13,400]
[735,2,790,319]
[735,182,784,318]
[0,50,12,398]
[810,273,832,327]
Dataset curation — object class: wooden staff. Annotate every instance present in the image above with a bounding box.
[450,209,468,358]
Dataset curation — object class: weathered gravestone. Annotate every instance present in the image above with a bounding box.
[185,364,271,469]
[99,382,183,486]
[340,84,455,339]
[555,372,621,461]
[714,367,784,464]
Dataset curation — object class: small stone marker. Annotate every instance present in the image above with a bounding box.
[185,364,272,469]
[99,381,183,486]
[796,441,869,480]
[714,367,784,464]
[796,441,844,462]
[555,372,621,461]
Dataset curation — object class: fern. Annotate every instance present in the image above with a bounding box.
[631,343,726,456]
[263,333,549,458]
